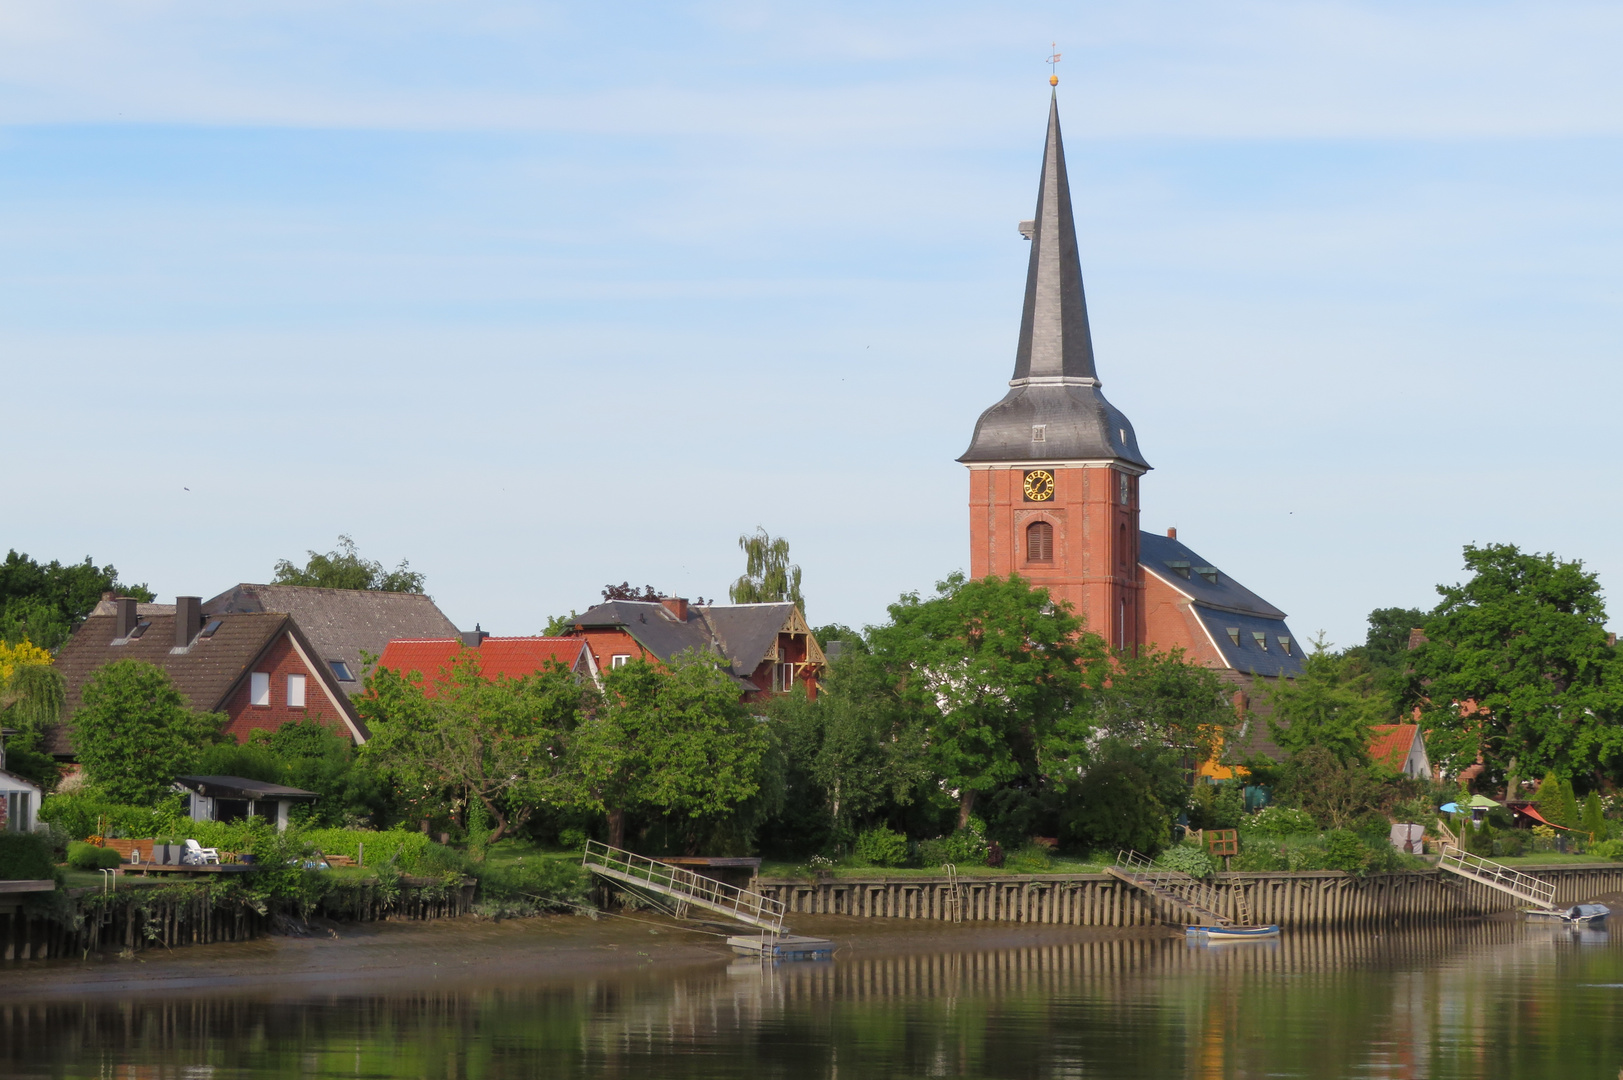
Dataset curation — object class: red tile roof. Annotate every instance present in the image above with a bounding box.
[1368,724,1419,771]
[377,638,588,693]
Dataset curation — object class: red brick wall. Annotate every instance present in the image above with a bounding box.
[220,632,352,744]
[1141,572,1227,669]
[570,627,653,675]
[969,463,1144,651]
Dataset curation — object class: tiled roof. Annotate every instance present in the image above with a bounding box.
[377,638,588,691]
[51,612,286,756]
[1139,531,1287,618]
[572,601,819,684]
[1368,724,1419,771]
[203,584,460,696]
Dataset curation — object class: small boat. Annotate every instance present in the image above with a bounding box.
[1186,924,1281,940]
[1526,903,1609,926]
[727,933,835,960]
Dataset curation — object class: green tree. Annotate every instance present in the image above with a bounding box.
[729,528,804,613]
[1267,635,1388,765]
[1082,645,1236,771]
[871,573,1104,828]
[1582,790,1607,841]
[1413,544,1623,789]
[1281,746,1383,830]
[359,650,586,844]
[1061,758,1169,855]
[0,550,153,649]
[273,534,425,593]
[73,660,224,804]
[569,652,771,849]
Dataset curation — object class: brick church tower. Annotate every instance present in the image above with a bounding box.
[959,91,1149,650]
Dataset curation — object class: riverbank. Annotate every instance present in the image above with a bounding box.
[0,911,1174,1000]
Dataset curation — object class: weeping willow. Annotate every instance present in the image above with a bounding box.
[2,662,65,745]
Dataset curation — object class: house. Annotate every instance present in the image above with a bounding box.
[50,595,368,758]
[175,775,318,833]
[202,584,462,697]
[1368,723,1431,779]
[565,597,825,702]
[376,634,597,691]
[0,770,41,833]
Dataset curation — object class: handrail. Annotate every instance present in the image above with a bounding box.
[582,840,786,933]
[1113,849,1231,926]
[1438,843,1557,908]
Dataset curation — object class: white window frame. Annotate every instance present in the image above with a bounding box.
[610,654,632,669]
[773,662,796,693]
[250,671,271,706]
[286,673,306,708]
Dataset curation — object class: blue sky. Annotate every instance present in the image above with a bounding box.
[5,1,1622,647]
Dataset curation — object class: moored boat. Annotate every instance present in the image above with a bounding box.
[1186,924,1281,940]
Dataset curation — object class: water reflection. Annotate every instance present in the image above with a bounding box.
[7,920,1623,1079]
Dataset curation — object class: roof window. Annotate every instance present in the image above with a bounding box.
[1226,628,1240,646]
[1195,566,1219,584]
[1252,631,1269,651]
[1031,424,1046,442]
[1278,636,1292,656]
[200,619,222,638]
[1166,560,1191,579]
[329,660,355,682]
[128,621,151,639]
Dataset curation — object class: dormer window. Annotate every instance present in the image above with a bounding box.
[1167,560,1191,579]
[1278,636,1292,656]
[1195,567,1219,585]
[1226,628,1241,646]
[1031,424,1046,442]
[1252,632,1269,651]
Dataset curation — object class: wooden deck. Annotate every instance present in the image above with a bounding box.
[121,863,257,877]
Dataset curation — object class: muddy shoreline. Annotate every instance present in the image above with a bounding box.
[0,912,1177,1001]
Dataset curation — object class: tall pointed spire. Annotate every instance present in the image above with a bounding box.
[959,91,1146,468]
[1012,91,1097,384]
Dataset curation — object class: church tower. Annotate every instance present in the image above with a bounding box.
[959,91,1149,650]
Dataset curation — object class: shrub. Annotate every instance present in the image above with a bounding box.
[66,841,123,870]
[476,857,590,915]
[296,828,433,871]
[917,819,990,867]
[1187,784,1244,831]
[1004,842,1055,873]
[1234,845,1285,872]
[0,832,57,881]
[1323,830,1370,874]
[39,793,186,841]
[1245,806,1319,838]
[853,826,909,868]
[1157,845,1216,878]
[1494,831,1527,858]
[1062,760,1169,856]
[1589,838,1623,860]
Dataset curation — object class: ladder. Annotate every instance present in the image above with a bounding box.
[942,863,964,923]
[1107,850,1232,927]
[582,841,787,934]
[1437,843,1558,911]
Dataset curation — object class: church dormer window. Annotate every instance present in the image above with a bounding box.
[1252,632,1268,651]
[1196,566,1219,584]
[1026,521,1053,562]
[1278,636,1292,656]
[1031,424,1046,442]
[1226,628,1241,645]
[1167,560,1191,579]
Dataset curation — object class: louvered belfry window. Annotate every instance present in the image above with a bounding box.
[1027,520,1054,562]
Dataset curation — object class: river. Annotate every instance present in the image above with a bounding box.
[5,913,1623,1078]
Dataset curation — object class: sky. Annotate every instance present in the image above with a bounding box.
[4,1,1622,648]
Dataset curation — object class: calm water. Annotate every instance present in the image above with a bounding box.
[7,918,1623,1078]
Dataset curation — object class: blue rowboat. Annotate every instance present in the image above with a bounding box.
[1186,924,1281,940]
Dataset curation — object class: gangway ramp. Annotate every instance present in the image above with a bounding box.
[1437,843,1559,911]
[1107,850,1232,927]
[582,840,786,935]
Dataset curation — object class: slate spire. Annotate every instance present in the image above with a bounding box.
[958,91,1146,467]
[1012,91,1097,384]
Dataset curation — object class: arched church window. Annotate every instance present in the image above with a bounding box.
[1026,520,1054,563]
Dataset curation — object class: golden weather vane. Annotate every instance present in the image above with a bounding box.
[1047,42,1061,86]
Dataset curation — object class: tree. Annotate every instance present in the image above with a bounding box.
[1061,758,1168,855]
[729,528,804,613]
[1266,635,1389,765]
[0,550,153,650]
[359,651,586,844]
[273,535,425,593]
[1281,746,1383,830]
[1344,607,1428,673]
[601,583,662,602]
[1582,790,1606,841]
[1082,646,1236,771]
[0,644,65,790]
[1412,544,1623,788]
[871,573,1104,828]
[569,652,771,849]
[73,661,224,804]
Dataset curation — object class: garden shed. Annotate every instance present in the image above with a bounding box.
[174,775,318,833]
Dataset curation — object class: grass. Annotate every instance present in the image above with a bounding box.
[1489,852,1620,866]
[756,856,1110,880]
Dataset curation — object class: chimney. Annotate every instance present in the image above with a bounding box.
[661,597,689,622]
[115,597,138,639]
[460,623,488,648]
[175,596,202,648]
[1167,527,1177,539]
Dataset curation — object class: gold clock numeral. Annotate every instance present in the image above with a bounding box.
[1023,469,1055,502]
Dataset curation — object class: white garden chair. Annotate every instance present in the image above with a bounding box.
[184,839,220,865]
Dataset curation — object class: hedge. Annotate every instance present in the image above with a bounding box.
[0,832,58,882]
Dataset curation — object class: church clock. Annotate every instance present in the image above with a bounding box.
[1023,469,1056,502]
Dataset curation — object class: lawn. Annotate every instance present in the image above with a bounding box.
[756,856,1110,880]
[1489,852,1621,866]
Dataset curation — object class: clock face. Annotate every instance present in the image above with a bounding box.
[1023,469,1056,502]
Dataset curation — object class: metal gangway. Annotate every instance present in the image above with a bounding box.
[582,840,786,935]
[1437,843,1559,911]
[1107,850,1234,927]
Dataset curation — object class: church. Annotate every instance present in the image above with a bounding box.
[959,88,1304,707]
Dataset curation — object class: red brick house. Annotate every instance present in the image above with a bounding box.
[51,596,367,757]
[565,597,825,702]
[376,635,596,691]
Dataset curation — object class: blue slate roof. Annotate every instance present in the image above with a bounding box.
[1139,531,1304,679]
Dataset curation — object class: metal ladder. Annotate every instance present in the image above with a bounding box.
[942,863,964,923]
